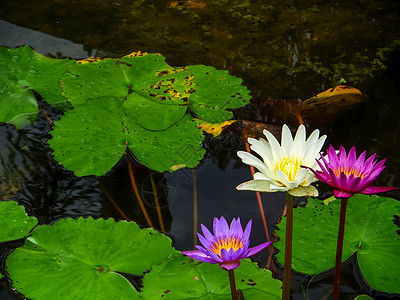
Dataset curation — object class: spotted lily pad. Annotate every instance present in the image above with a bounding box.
[49,52,250,175]
[141,256,282,299]
[0,200,37,242]
[6,217,178,299]
[274,195,400,294]
[0,46,74,129]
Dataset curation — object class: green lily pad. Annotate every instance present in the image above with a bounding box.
[185,65,250,123]
[0,200,37,242]
[0,46,74,129]
[6,217,178,299]
[48,96,205,176]
[142,256,282,299]
[274,195,400,294]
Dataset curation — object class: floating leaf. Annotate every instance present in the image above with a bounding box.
[0,200,37,242]
[301,85,364,124]
[49,52,250,175]
[0,46,74,129]
[274,195,400,294]
[7,217,178,299]
[354,295,374,300]
[48,96,205,176]
[142,256,282,299]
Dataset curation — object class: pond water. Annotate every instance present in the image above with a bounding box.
[0,1,399,299]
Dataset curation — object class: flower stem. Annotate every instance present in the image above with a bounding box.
[228,269,238,300]
[332,197,349,300]
[282,193,293,300]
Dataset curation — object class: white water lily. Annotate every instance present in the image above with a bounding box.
[236,124,326,197]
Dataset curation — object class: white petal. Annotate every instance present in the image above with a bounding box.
[289,124,306,159]
[237,151,270,174]
[288,185,319,197]
[270,184,289,191]
[248,138,274,169]
[281,124,293,156]
[293,168,310,186]
[253,172,270,180]
[302,129,320,164]
[236,180,276,192]
[274,169,295,189]
[263,129,283,162]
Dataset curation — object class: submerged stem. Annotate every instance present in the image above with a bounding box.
[332,197,349,300]
[128,161,153,228]
[228,269,238,300]
[282,192,293,300]
[193,169,198,248]
[149,172,165,232]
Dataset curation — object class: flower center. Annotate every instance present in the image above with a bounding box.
[334,166,365,179]
[210,236,244,257]
[275,156,302,182]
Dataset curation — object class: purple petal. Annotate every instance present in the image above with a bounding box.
[214,216,229,237]
[333,189,353,198]
[219,261,241,271]
[182,250,217,264]
[242,220,252,241]
[200,224,215,243]
[198,233,212,250]
[220,248,233,262]
[206,249,224,263]
[230,218,242,237]
[246,241,272,257]
[359,186,399,195]
[195,245,209,255]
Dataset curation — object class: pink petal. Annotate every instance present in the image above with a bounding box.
[198,233,212,249]
[246,241,272,257]
[219,261,241,271]
[348,147,357,166]
[333,189,353,198]
[359,186,399,195]
[338,146,347,162]
[354,150,366,170]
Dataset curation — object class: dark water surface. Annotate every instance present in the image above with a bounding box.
[0,1,400,299]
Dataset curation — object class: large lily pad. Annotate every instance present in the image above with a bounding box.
[142,256,282,299]
[0,200,37,242]
[6,217,178,299]
[0,46,74,129]
[274,195,400,294]
[48,96,205,176]
[49,52,250,175]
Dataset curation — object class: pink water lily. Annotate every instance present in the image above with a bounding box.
[182,217,271,271]
[311,145,398,198]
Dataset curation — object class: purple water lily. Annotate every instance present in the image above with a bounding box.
[182,217,272,271]
[311,145,398,198]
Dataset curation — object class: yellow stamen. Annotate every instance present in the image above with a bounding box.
[210,236,244,257]
[334,166,365,179]
[275,156,302,182]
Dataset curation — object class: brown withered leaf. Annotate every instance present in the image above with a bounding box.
[196,119,236,137]
[240,120,282,141]
[301,85,364,124]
